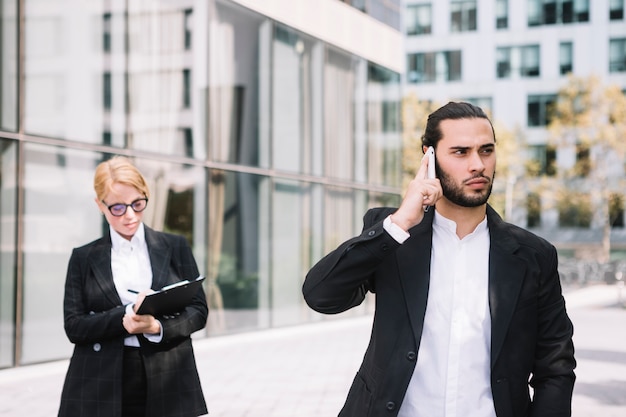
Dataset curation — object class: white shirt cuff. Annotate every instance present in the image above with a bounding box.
[144,320,163,343]
[383,215,410,244]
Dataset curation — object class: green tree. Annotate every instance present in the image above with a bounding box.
[548,74,626,261]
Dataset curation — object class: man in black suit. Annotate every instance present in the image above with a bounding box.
[303,102,575,417]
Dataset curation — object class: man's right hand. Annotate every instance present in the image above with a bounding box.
[390,151,442,231]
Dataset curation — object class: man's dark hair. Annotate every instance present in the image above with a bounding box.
[421,101,495,151]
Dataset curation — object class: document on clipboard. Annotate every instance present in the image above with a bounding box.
[135,276,205,316]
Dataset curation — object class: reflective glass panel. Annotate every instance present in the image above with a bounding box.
[0,139,17,367]
[271,25,322,175]
[1,0,18,131]
[207,170,270,335]
[365,64,401,188]
[206,2,265,167]
[23,1,205,158]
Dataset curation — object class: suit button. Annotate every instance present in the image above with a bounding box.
[406,351,416,361]
[93,343,101,352]
[381,243,389,251]
[386,401,396,411]
[368,230,376,237]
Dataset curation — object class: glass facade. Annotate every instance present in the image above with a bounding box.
[0,0,401,367]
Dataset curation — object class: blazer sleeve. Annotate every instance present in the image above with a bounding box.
[302,207,401,314]
[529,244,576,416]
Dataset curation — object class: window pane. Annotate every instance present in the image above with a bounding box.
[0,140,17,367]
[446,50,462,81]
[208,170,269,334]
[1,0,18,131]
[23,2,205,158]
[406,4,432,35]
[609,38,626,72]
[272,25,319,174]
[207,3,264,166]
[366,64,401,187]
[610,0,624,20]
[496,0,508,29]
[559,42,573,74]
[324,48,357,180]
[521,45,540,77]
[496,47,511,78]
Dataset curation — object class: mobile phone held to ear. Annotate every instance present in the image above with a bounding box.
[424,146,435,212]
[426,146,436,179]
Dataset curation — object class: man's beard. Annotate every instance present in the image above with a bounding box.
[436,164,494,208]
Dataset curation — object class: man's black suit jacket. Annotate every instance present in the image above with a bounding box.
[58,226,208,417]
[303,206,575,417]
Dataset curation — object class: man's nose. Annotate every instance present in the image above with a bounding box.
[468,151,485,172]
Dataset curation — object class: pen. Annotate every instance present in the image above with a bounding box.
[127,289,139,294]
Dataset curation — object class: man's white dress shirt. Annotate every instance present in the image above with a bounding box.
[385,212,496,417]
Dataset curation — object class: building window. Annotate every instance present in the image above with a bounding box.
[496,45,540,78]
[609,38,626,72]
[406,4,432,35]
[559,42,573,74]
[610,0,625,20]
[558,191,592,228]
[103,72,112,110]
[103,13,111,52]
[496,0,509,28]
[183,69,191,108]
[520,45,540,76]
[496,47,511,78]
[184,9,192,50]
[527,94,556,127]
[527,0,589,26]
[610,193,625,228]
[450,0,477,32]
[407,52,436,83]
[444,50,462,81]
[407,51,462,83]
[527,192,542,227]
[526,144,557,176]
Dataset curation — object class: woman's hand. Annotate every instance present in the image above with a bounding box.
[123,291,161,335]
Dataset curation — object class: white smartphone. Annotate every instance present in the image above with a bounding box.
[426,146,436,179]
[424,146,435,212]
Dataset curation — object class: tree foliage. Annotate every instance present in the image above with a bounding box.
[548,74,626,260]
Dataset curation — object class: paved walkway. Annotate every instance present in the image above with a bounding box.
[0,283,624,416]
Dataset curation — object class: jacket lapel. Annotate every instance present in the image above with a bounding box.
[396,210,434,348]
[145,226,172,290]
[486,206,527,368]
[88,234,122,306]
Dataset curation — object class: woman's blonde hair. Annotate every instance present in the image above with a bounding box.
[93,156,150,201]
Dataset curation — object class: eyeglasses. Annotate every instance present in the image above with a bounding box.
[102,198,148,217]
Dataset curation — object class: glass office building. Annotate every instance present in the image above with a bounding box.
[0,0,402,367]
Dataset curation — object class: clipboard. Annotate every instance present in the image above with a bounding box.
[135,276,205,316]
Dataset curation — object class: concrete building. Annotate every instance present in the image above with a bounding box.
[402,0,626,263]
[0,0,403,368]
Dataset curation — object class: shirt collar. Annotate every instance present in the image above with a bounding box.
[433,210,488,240]
[110,223,146,252]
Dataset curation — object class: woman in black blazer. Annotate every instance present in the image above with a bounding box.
[58,156,208,417]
